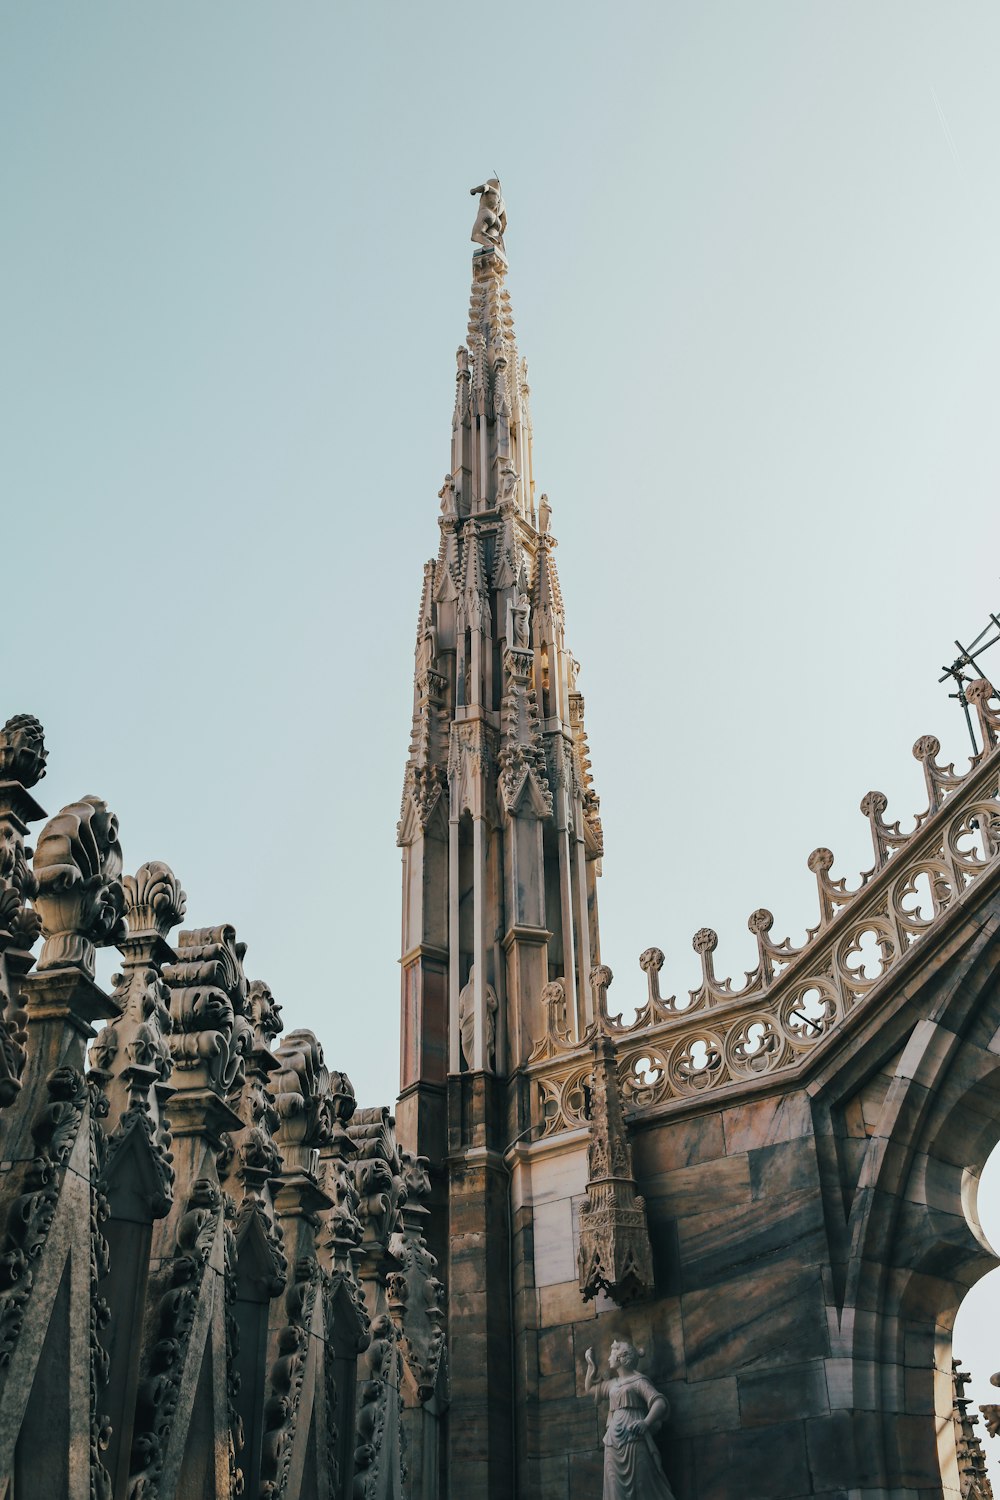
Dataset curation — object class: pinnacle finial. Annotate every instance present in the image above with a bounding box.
[470,178,506,257]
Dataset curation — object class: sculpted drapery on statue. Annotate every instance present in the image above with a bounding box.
[457,964,498,1071]
[584,1342,674,1500]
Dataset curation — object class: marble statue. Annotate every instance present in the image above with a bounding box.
[509,591,531,649]
[470,179,506,255]
[584,1342,674,1500]
[457,964,498,1070]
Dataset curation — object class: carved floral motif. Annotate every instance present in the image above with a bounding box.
[162,925,252,1099]
[388,1152,448,1407]
[0,719,46,1106]
[0,1065,89,1360]
[127,1177,226,1498]
[33,796,127,976]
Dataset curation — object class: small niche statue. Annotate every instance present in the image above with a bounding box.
[457,964,498,1071]
[507,591,531,650]
[470,179,507,255]
[583,1341,674,1500]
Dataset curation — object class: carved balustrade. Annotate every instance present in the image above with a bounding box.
[529,688,1000,1136]
[0,710,436,1500]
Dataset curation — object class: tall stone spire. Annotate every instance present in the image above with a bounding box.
[397,185,604,1143]
[395,181,608,1500]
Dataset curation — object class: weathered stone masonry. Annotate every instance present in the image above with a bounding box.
[0,714,448,1500]
[396,184,1000,1499]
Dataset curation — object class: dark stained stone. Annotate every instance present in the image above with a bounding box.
[682,1265,829,1381]
[676,1186,828,1292]
[694,1418,811,1500]
[633,1111,727,1173]
[748,1136,820,1200]
[722,1091,814,1155]
[737,1359,830,1427]
[643,1152,752,1222]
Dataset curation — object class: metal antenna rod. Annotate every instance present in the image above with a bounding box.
[938,602,1000,754]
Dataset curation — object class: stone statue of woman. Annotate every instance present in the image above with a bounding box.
[583,1341,674,1500]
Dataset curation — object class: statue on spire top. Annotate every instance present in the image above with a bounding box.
[470,178,506,256]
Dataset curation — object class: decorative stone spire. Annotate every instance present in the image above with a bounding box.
[222,977,286,1295]
[953,1358,994,1499]
[394,196,609,1487]
[94,861,185,1140]
[397,184,606,1150]
[389,1152,448,1409]
[577,968,655,1306]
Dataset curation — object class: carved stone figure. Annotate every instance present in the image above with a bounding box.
[499,461,519,505]
[470,178,506,254]
[457,964,498,1071]
[416,619,438,677]
[584,1342,673,1500]
[510,591,531,649]
[438,474,457,521]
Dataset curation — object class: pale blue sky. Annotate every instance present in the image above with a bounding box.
[3,1,1000,1457]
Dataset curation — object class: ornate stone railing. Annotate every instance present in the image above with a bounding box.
[0,710,447,1500]
[528,681,1000,1135]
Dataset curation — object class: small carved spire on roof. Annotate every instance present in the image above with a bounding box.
[578,974,655,1306]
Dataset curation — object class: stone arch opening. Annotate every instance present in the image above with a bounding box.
[954,1138,1000,1492]
[840,910,1000,1497]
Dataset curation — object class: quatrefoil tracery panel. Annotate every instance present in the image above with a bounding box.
[531,745,1000,1130]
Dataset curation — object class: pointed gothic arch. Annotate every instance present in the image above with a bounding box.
[811,908,1000,1495]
